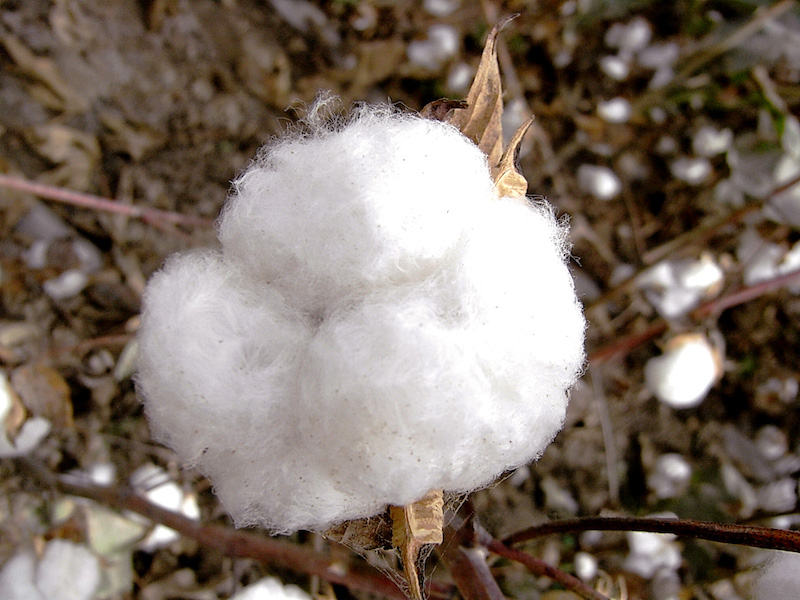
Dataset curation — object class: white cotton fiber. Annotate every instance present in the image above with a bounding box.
[0,541,100,600]
[137,102,585,533]
[753,551,800,600]
[229,577,311,600]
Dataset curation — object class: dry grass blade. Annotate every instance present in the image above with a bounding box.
[447,15,517,175]
[389,489,444,600]
[494,117,534,198]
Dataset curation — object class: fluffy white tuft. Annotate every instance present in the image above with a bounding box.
[137,103,585,533]
[645,333,722,409]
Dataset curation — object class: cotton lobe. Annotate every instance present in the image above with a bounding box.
[137,104,585,534]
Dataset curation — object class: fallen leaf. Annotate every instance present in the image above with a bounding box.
[1,34,88,113]
[99,111,167,162]
[11,364,74,429]
[24,123,101,190]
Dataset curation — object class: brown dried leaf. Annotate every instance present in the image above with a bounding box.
[1,35,88,113]
[2,375,27,441]
[494,117,534,198]
[447,15,517,174]
[24,124,101,190]
[390,489,444,600]
[99,111,168,161]
[11,364,73,429]
[420,99,468,122]
[323,511,393,551]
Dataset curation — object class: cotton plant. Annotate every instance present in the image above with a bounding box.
[136,23,585,600]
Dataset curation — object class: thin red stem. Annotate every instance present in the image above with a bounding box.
[23,460,407,600]
[504,516,800,552]
[590,267,800,364]
[0,173,214,228]
[482,537,610,600]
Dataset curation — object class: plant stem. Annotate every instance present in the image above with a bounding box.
[590,266,800,363]
[21,459,408,600]
[504,516,800,552]
[439,518,506,600]
[0,173,214,228]
[481,536,611,600]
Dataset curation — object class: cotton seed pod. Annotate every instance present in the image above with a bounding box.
[136,102,586,534]
[645,332,723,409]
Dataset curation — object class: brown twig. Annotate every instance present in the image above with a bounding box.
[438,516,506,600]
[22,459,407,600]
[590,171,800,312]
[0,173,214,229]
[504,516,800,552]
[694,266,800,317]
[479,534,610,600]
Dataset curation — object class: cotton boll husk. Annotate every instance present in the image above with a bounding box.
[138,103,585,533]
[220,106,494,314]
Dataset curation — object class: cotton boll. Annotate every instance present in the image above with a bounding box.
[637,42,679,70]
[130,464,200,550]
[599,55,630,80]
[605,18,652,53]
[648,453,692,499]
[0,541,101,600]
[0,550,43,600]
[407,25,460,71]
[229,577,311,600]
[577,165,621,200]
[754,551,800,600]
[574,552,598,581]
[220,108,494,314]
[35,540,100,600]
[624,514,681,579]
[693,126,733,157]
[137,251,311,464]
[138,103,585,533]
[43,269,88,300]
[637,255,724,318]
[670,157,712,185]
[597,98,631,123]
[423,0,460,17]
[645,333,722,409]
